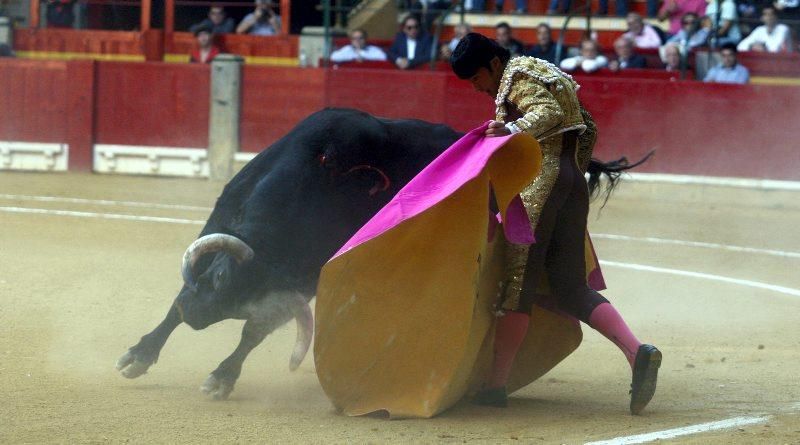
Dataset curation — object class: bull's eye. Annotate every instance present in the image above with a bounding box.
[213,270,225,291]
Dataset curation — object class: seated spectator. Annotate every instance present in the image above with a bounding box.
[236,0,281,36]
[440,23,471,60]
[599,0,629,17]
[547,0,572,15]
[0,43,15,57]
[527,23,560,63]
[737,7,792,52]
[622,12,663,48]
[463,0,485,12]
[560,39,609,72]
[661,42,683,71]
[774,0,800,23]
[410,0,451,30]
[705,0,742,46]
[496,0,529,13]
[657,0,708,35]
[495,22,525,58]
[330,29,387,63]
[191,6,235,35]
[704,42,750,83]
[666,13,709,49]
[388,15,434,70]
[45,0,76,28]
[609,36,648,70]
[189,25,221,64]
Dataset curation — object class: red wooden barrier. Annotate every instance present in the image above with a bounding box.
[166,33,299,63]
[576,76,800,180]
[94,61,210,148]
[2,59,799,180]
[0,59,95,171]
[240,66,326,151]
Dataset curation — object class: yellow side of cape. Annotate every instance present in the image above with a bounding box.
[314,134,583,418]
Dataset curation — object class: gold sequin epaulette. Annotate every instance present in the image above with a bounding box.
[495,56,580,123]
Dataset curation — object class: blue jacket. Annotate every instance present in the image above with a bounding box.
[388,32,434,68]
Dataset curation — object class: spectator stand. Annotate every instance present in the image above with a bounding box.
[163,0,296,65]
[695,49,800,85]
[15,0,162,61]
[13,0,297,65]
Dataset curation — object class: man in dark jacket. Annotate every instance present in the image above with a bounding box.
[190,6,236,34]
[388,15,434,70]
[527,23,560,63]
[609,36,647,71]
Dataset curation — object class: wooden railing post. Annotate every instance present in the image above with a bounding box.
[141,0,152,31]
[280,0,291,35]
[165,0,175,34]
[208,54,244,180]
[30,0,41,28]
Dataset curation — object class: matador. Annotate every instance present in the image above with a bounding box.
[451,33,661,415]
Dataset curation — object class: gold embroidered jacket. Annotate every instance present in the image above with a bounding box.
[495,57,598,310]
[493,56,595,235]
[495,56,586,141]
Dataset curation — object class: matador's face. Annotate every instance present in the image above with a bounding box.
[468,57,504,98]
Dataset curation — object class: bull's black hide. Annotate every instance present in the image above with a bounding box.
[116,108,463,400]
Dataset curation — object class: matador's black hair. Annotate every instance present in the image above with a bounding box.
[450,32,511,79]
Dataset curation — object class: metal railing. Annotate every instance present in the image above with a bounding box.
[429,0,463,70]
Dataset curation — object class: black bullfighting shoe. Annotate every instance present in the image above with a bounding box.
[630,344,662,415]
[472,386,508,408]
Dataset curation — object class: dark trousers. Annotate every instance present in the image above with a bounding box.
[599,0,629,16]
[517,132,608,323]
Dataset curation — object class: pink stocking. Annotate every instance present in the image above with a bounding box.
[588,302,642,369]
[487,311,530,389]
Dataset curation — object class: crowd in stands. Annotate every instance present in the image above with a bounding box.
[317,1,799,85]
[22,0,798,85]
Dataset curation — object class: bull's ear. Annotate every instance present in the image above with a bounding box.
[342,165,391,197]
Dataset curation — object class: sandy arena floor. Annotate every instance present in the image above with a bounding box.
[1,171,799,444]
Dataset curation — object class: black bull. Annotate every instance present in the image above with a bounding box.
[116,108,463,399]
[116,107,639,400]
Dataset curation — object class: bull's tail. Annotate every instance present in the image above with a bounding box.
[587,150,655,207]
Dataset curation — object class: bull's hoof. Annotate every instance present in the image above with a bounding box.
[115,350,153,379]
[200,374,235,400]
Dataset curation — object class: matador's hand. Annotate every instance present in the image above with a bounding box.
[485,120,511,137]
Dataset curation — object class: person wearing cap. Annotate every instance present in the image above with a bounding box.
[449,32,662,414]
[190,25,221,64]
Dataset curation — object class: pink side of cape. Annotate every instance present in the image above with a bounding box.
[330,122,606,291]
[332,123,534,260]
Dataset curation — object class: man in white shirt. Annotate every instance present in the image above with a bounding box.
[737,7,793,52]
[330,29,387,63]
[560,39,609,72]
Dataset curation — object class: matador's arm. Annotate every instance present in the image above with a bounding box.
[504,78,564,140]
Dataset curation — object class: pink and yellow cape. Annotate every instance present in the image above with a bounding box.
[315,123,604,418]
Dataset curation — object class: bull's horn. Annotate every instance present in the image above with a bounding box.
[181,233,254,289]
[289,293,314,371]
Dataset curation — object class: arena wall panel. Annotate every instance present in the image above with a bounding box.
[576,77,800,180]
[240,66,327,153]
[2,59,799,181]
[94,61,210,150]
[0,59,69,143]
[325,68,449,122]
